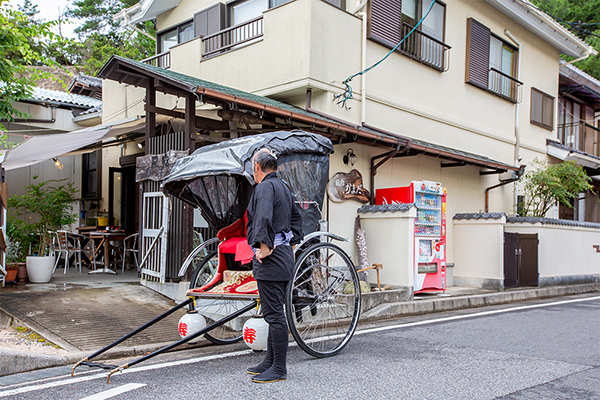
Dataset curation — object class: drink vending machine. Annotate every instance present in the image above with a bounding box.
[375,180,447,293]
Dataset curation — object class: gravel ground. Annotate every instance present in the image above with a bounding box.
[0,327,67,355]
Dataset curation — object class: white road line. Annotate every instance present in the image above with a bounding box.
[78,383,146,400]
[354,295,600,336]
[1,295,598,398]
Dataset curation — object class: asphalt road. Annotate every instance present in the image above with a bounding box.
[1,294,599,400]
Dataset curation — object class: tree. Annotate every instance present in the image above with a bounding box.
[520,159,593,217]
[0,0,68,124]
[65,0,155,75]
[531,0,600,80]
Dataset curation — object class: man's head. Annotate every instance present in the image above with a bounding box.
[252,148,277,183]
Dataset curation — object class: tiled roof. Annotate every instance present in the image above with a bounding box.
[546,140,600,162]
[453,212,507,220]
[506,216,600,229]
[99,56,519,172]
[30,87,102,108]
[357,203,414,214]
[71,74,102,88]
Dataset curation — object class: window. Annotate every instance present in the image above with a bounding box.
[530,88,554,130]
[558,98,582,149]
[369,0,449,71]
[466,18,521,102]
[158,20,195,53]
[231,0,268,25]
[82,150,101,199]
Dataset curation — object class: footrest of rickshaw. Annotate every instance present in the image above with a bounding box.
[186,291,259,300]
[79,361,119,370]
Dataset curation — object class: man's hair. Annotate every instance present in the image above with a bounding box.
[254,149,277,172]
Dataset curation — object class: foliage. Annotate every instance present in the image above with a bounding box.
[520,159,593,217]
[531,0,600,80]
[0,0,70,126]
[8,177,78,256]
[64,0,155,75]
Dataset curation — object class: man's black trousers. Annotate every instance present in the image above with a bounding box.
[257,279,289,344]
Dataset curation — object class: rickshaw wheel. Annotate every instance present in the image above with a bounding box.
[286,242,361,358]
[188,250,219,293]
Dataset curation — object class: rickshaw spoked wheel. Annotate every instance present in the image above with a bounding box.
[286,242,361,358]
[188,249,219,296]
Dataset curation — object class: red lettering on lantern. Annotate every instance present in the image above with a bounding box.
[244,327,256,344]
[179,322,188,337]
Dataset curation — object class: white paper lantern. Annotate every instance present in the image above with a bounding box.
[178,310,207,339]
[243,315,269,351]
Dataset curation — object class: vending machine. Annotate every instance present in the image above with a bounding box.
[375,180,447,293]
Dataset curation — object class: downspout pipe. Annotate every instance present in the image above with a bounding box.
[355,0,368,124]
[485,165,525,213]
[504,29,521,212]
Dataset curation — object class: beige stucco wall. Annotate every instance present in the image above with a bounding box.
[505,223,600,283]
[453,218,506,289]
[359,209,416,289]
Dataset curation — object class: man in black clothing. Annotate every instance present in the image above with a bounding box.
[246,148,303,383]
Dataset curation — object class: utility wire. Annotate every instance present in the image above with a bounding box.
[333,0,437,109]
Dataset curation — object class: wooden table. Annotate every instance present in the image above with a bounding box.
[87,231,127,275]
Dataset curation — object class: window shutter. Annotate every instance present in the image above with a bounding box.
[194,3,225,38]
[466,18,490,89]
[368,0,402,48]
[322,0,346,10]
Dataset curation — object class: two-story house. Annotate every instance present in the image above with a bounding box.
[100,0,594,295]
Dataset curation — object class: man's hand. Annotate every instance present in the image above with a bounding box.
[255,242,273,263]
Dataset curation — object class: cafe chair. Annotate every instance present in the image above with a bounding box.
[122,233,139,273]
[54,231,96,274]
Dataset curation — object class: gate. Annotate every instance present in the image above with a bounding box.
[140,192,169,283]
[504,232,539,288]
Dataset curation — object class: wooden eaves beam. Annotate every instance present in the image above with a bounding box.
[144,104,230,131]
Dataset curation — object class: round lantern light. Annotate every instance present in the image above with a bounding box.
[243,315,269,351]
[178,310,207,339]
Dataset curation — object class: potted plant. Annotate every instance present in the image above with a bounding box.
[8,177,77,283]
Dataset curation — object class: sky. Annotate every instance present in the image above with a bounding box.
[11,0,78,38]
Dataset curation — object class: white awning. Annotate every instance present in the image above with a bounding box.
[2,117,145,171]
[546,140,600,169]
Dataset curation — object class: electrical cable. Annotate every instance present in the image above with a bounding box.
[333,0,437,109]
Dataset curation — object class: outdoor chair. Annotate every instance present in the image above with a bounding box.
[122,233,139,273]
[53,230,96,274]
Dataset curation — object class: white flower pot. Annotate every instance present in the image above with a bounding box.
[26,256,55,283]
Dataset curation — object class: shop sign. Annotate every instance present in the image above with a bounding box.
[326,169,370,204]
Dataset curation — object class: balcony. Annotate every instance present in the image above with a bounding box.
[557,121,600,157]
[142,16,264,69]
[203,16,264,59]
[142,51,171,69]
[398,23,451,72]
[488,68,522,103]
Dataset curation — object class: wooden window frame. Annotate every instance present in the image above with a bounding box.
[530,87,554,131]
[81,150,102,200]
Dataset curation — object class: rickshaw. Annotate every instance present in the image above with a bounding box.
[72,130,361,382]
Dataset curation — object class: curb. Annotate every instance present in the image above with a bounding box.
[361,283,600,321]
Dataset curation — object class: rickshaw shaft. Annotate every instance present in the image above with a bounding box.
[123,299,258,369]
[85,298,193,361]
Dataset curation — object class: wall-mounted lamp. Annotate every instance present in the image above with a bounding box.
[52,157,64,170]
[137,140,145,149]
[343,148,357,166]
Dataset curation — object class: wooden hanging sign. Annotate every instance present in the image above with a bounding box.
[326,169,371,204]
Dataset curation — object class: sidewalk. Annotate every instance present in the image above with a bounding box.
[1,272,599,378]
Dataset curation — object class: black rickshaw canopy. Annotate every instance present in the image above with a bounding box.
[162,130,334,232]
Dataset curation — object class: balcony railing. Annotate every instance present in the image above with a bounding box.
[142,50,171,69]
[399,23,451,72]
[202,16,264,59]
[557,121,600,157]
[488,68,522,103]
